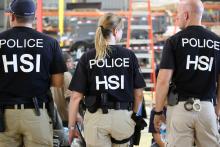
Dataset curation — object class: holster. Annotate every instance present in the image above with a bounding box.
[32,97,41,116]
[84,95,99,113]
[0,105,5,132]
[84,93,109,114]
[167,83,178,106]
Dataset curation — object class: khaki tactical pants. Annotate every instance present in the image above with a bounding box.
[84,109,136,147]
[166,102,220,147]
[0,107,53,147]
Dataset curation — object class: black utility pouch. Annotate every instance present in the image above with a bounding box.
[85,96,99,113]
[167,83,178,106]
[0,106,5,132]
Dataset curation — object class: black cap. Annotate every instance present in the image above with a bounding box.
[6,0,36,16]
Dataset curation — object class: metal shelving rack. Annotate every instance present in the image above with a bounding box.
[126,0,156,92]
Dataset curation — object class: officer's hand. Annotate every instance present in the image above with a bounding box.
[68,128,79,145]
[154,115,163,132]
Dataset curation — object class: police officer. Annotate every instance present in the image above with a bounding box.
[154,0,220,147]
[68,13,146,147]
[0,0,66,146]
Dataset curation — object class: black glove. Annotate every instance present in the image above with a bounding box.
[131,112,147,145]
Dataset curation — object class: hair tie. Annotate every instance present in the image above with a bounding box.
[99,25,104,30]
[99,26,105,35]
[99,25,111,37]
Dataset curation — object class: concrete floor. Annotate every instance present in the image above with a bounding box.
[136,121,152,147]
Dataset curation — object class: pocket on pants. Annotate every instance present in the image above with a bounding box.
[22,109,53,146]
[111,110,135,141]
[83,110,92,125]
[84,124,98,146]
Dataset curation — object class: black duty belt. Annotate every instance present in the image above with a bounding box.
[4,103,45,109]
[178,96,212,102]
[85,93,134,114]
[104,102,133,111]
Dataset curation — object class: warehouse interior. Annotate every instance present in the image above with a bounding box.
[0,0,220,147]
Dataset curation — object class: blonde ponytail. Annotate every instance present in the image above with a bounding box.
[95,26,109,60]
[94,13,124,60]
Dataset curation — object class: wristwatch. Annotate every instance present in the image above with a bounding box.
[154,110,163,115]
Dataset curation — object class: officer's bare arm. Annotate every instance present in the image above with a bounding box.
[68,91,83,127]
[51,73,64,88]
[133,88,144,113]
[155,69,173,112]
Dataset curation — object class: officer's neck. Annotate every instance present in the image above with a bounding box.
[11,22,33,29]
[107,35,117,45]
[185,17,202,27]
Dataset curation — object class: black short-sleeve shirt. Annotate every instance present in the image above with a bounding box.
[160,26,220,99]
[0,27,67,103]
[69,45,146,102]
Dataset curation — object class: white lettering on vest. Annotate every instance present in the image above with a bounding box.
[182,38,220,51]
[2,54,41,73]
[2,54,18,72]
[89,58,130,69]
[186,55,214,71]
[0,39,44,49]
[96,75,125,90]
